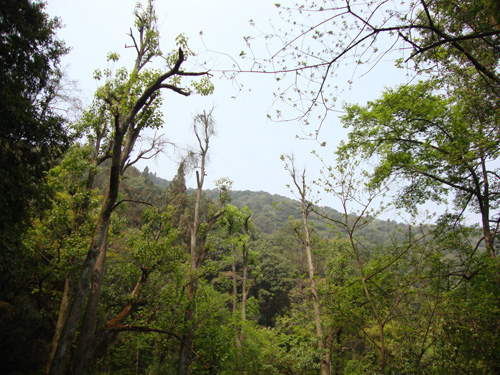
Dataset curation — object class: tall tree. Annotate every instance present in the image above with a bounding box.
[47,2,213,374]
[218,204,254,350]
[167,162,190,251]
[0,0,69,293]
[339,80,500,257]
[283,155,331,375]
[0,2,69,371]
[178,110,225,375]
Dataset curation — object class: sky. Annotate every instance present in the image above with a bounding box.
[44,0,410,212]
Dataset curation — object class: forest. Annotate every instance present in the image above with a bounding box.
[1,0,500,374]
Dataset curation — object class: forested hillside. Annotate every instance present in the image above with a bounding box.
[2,1,500,374]
[148,170,408,244]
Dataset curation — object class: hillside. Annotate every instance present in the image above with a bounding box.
[143,169,408,243]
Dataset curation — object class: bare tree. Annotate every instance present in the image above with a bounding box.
[242,0,500,130]
[283,154,331,375]
[178,110,225,375]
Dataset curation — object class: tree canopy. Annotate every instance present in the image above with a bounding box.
[2,1,500,374]
[0,0,69,246]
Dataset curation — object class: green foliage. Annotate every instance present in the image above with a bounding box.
[0,142,100,373]
[12,143,500,374]
[214,177,234,207]
[270,306,324,374]
[7,1,500,373]
[340,79,500,220]
[0,0,70,300]
[414,0,500,88]
[133,1,161,59]
[191,75,215,96]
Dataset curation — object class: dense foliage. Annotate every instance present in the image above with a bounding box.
[0,0,70,292]
[0,1,70,372]
[1,0,499,374]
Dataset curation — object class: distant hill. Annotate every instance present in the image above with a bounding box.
[142,169,408,243]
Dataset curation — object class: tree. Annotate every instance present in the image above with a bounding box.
[79,203,182,373]
[217,202,256,369]
[0,143,99,374]
[313,150,439,371]
[47,1,213,373]
[178,110,225,375]
[0,2,70,371]
[166,161,191,250]
[244,0,500,128]
[252,232,296,327]
[42,143,105,375]
[0,0,70,294]
[282,154,331,375]
[339,80,499,257]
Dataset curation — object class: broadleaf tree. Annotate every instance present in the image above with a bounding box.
[338,79,500,257]
[47,1,214,374]
[0,0,70,296]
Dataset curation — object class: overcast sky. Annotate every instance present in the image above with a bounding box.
[45,0,409,210]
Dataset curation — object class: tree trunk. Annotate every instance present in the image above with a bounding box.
[232,249,242,349]
[75,267,150,371]
[45,138,101,375]
[178,168,203,375]
[72,233,108,375]
[240,245,249,343]
[178,284,196,375]
[286,158,330,375]
[240,217,251,329]
[48,129,124,375]
[48,200,115,375]
[479,157,495,258]
[45,272,74,375]
[178,112,215,375]
[241,258,248,323]
[228,220,242,349]
[303,213,329,375]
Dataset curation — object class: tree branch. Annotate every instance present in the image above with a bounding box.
[106,324,212,371]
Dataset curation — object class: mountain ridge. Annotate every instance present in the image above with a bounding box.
[142,168,407,242]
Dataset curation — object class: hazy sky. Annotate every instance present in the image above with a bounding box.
[45,0,408,208]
